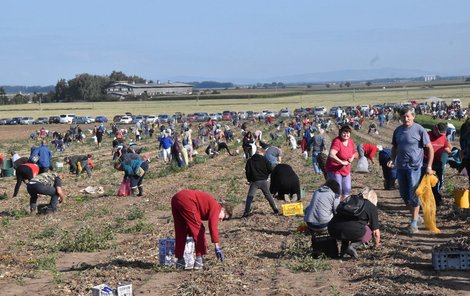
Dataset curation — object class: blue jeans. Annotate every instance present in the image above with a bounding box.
[312,151,322,174]
[397,168,422,207]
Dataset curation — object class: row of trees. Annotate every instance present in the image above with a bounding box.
[55,71,148,102]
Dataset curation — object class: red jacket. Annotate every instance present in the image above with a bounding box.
[172,190,222,243]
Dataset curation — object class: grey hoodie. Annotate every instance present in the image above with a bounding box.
[304,185,340,226]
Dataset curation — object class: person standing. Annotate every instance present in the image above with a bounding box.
[243,147,280,217]
[96,124,105,148]
[426,123,452,207]
[389,106,434,234]
[325,125,356,196]
[311,128,327,175]
[30,140,53,173]
[171,190,232,270]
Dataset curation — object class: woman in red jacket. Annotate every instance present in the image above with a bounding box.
[171,190,232,270]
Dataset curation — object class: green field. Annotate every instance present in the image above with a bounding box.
[0,84,469,119]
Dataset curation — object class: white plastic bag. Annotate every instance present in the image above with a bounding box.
[354,156,369,173]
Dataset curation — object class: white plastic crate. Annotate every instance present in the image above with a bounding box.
[432,250,470,270]
[91,284,114,296]
[116,283,132,296]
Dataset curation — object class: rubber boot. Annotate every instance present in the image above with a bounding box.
[137,185,143,197]
[131,187,138,196]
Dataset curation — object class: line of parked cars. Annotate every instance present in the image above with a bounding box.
[0,114,109,125]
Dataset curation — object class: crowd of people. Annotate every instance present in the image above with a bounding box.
[2,102,469,268]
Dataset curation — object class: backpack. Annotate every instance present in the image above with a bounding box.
[336,194,365,218]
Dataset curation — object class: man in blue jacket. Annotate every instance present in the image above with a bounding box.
[30,140,53,173]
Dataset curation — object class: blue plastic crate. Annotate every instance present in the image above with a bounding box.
[432,250,470,270]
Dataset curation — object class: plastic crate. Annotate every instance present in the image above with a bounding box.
[432,249,470,270]
[281,202,304,216]
[158,238,176,266]
[116,283,132,296]
[91,284,114,296]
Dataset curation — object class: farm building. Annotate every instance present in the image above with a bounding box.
[106,81,193,98]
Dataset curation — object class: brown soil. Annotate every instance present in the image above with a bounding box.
[0,118,469,296]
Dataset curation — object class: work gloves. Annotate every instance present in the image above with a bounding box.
[215,247,224,262]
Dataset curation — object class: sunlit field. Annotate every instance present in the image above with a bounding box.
[0,84,469,119]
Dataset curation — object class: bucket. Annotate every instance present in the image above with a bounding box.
[2,168,14,177]
[454,190,470,209]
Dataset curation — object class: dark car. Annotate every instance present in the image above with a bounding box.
[0,118,10,125]
[95,116,108,123]
[222,111,232,121]
[8,117,22,125]
[113,115,123,123]
[49,116,60,124]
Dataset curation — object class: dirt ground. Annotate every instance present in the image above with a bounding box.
[0,118,469,296]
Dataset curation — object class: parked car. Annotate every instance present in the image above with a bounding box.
[264,110,277,118]
[86,116,95,123]
[59,114,76,124]
[132,115,145,124]
[186,114,197,121]
[221,111,232,121]
[329,106,339,117]
[0,118,10,125]
[279,109,291,117]
[314,106,327,116]
[95,116,108,123]
[113,115,123,123]
[119,116,132,124]
[158,114,170,123]
[20,117,35,124]
[146,115,157,124]
[209,113,220,121]
[72,116,93,124]
[33,117,49,124]
[49,116,60,124]
[238,111,248,119]
[195,112,209,122]
[9,117,22,125]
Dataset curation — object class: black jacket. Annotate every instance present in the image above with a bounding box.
[245,154,272,182]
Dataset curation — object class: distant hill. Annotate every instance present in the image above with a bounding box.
[1,85,54,94]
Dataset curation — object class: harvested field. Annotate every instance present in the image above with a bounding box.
[0,116,469,296]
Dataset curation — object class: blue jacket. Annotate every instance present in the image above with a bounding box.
[30,144,52,169]
[121,153,143,176]
[160,136,173,149]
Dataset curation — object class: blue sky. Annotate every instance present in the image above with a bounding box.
[1,0,470,85]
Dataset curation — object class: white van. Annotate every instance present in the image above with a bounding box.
[59,114,76,124]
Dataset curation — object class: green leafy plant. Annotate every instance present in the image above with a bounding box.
[57,225,114,252]
[127,206,144,220]
[0,193,8,200]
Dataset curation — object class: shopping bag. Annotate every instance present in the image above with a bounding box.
[118,179,131,196]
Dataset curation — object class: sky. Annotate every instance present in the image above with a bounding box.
[1,0,470,85]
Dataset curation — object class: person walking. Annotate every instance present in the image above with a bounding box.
[389,106,434,234]
[171,190,232,270]
[426,123,452,207]
[243,147,280,217]
[325,125,356,197]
